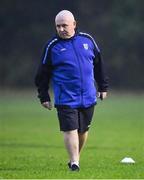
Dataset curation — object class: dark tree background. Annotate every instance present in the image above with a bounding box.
[0,0,144,90]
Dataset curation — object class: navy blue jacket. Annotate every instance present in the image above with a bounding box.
[35,32,108,108]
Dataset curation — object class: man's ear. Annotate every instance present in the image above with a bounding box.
[73,21,76,28]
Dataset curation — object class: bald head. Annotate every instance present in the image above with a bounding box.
[55,10,75,23]
[55,10,76,39]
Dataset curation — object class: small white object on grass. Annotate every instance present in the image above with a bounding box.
[120,157,135,164]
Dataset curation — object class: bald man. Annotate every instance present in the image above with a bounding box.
[35,10,108,171]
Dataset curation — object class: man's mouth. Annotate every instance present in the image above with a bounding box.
[59,32,68,36]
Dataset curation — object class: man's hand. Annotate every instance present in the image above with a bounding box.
[97,92,107,100]
[42,101,53,110]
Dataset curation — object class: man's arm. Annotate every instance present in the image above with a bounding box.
[93,52,109,100]
[35,63,52,108]
[34,44,52,109]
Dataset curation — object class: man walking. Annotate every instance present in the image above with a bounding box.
[35,10,108,171]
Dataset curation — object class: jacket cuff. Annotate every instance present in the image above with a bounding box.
[38,94,51,103]
[98,87,108,92]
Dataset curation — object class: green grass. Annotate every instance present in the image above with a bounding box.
[0,90,144,179]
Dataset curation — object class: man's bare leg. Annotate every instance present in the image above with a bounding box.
[63,129,79,164]
[78,131,88,154]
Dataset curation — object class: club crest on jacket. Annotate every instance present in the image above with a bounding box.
[83,43,88,50]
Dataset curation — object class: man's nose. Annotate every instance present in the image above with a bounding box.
[59,26,64,32]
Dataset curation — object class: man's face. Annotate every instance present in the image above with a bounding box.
[55,18,76,39]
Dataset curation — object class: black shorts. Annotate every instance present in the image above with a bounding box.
[56,105,95,133]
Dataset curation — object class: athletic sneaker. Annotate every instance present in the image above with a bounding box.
[71,164,80,171]
[68,162,80,171]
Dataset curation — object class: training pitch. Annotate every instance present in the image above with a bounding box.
[0,90,143,179]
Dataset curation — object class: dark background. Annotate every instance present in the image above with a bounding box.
[0,0,144,90]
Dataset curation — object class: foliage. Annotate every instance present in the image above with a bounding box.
[0,0,144,89]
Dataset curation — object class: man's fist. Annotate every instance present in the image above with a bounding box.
[97,92,107,100]
[42,101,53,110]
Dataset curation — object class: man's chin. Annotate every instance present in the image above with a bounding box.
[59,34,71,39]
[60,36,69,39]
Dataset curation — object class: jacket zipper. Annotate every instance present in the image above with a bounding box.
[72,40,83,106]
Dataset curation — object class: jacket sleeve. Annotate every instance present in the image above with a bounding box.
[34,44,52,103]
[93,52,109,92]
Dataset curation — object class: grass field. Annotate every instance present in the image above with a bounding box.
[0,90,144,179]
